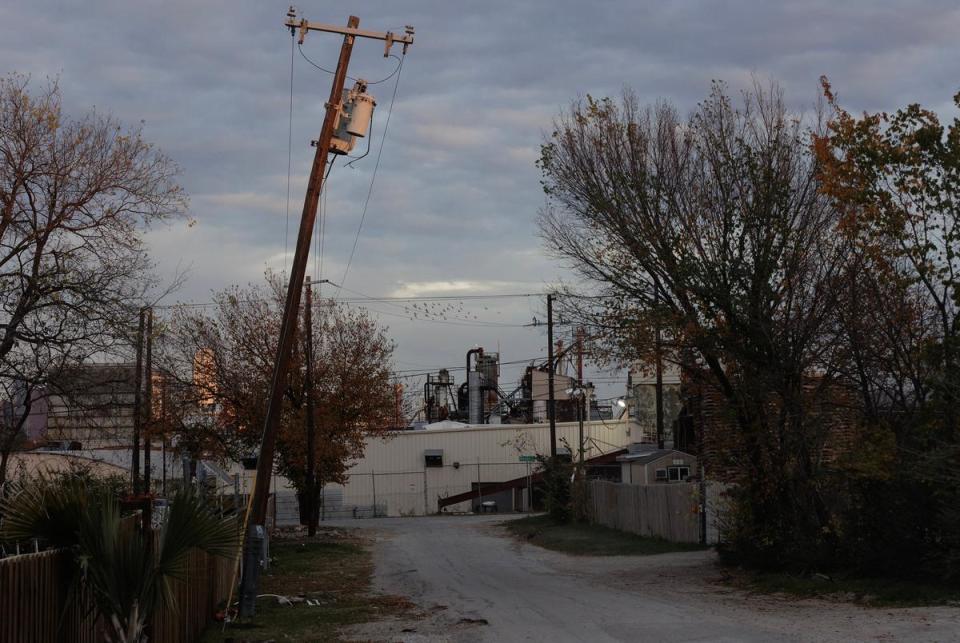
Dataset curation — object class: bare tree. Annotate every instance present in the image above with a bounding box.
[538,82,853,564]
[0,75,187,484]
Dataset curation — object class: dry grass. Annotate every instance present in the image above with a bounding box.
[202,528,415,642]
[721,566,960,608]
[504,515,709,556]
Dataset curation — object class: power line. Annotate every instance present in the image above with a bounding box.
[315,157,336,294]
[367,54,403,85]
[152,291,545,310]
[338,54,405,291]
[298,42,338,76]
[390,356,547,376]
[326,291,542,302]
[284,31,295,275]
[154,290,623,312]
[317,168,328,290]
[339,285,534,327]
[298,43,403,85]
[154,297,536,328]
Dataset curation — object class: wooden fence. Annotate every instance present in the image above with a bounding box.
[151,548,235,643]
[0,549,100,643]
[0,545,233,643]
[587,480,703,543]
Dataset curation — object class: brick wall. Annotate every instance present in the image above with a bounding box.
[682,370,862,483]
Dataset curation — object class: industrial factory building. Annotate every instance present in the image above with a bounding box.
[252,343,694,521]
[292,348,640,517]
[266,345,640,520]
[420,347,593,427]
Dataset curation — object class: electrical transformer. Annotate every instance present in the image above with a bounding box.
[330,80,377,155]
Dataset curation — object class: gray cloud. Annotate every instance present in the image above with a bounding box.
[3,0,958,397]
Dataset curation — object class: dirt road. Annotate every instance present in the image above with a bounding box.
[336,515,957,642]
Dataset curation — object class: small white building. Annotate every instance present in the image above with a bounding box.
[617,445,697,485]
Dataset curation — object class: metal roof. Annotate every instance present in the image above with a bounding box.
[616,449,691,465]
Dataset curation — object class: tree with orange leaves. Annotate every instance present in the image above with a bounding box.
[161,272,396,530]
[814,79,960,580]
[815,80,960,438]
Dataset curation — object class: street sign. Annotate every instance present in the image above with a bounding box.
[519,455,537,463]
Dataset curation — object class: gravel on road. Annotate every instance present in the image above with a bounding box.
[333,515,958,643]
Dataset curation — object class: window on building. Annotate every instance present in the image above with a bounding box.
[667,465,690,482]
[424,449,443,468]
[655,468,668,481]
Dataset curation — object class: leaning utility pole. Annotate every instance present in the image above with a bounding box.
[304,276,317,536]
[547,293,557,459]
[239,9,413,618]
[131,308,146,494]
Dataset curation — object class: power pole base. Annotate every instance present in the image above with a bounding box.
[238,524,268,618]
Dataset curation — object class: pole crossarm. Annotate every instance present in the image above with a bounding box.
[286,16,414,53]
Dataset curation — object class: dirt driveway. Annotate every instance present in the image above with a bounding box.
[333,515,957,642]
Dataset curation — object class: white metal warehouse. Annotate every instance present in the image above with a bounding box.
[310,416,633,517]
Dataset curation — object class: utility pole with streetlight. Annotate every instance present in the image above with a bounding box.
[144,307,154,493]
[131,307,145,494]
[653,279,665,450]
[304,276,317,536]
[566,381,594,477]
[237,9,414,618]
[304,276,336,537]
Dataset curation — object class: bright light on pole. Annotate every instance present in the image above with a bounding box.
[566,383,594,475]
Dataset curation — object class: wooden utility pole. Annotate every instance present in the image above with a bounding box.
[239,10,414,618]
[131,308,145,494]
[654,282,665,450]
[576,326,584,385]
[144,307,153,493]
[304,276,318,536]
[576,326,585,469]
[245,15,356,534]
[547,294,557,459]
[394,380,402,428]
[161,383,168,496]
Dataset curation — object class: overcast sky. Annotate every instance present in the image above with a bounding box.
[2,0,958,400]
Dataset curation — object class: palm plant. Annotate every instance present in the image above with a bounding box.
[0,477,238,643]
